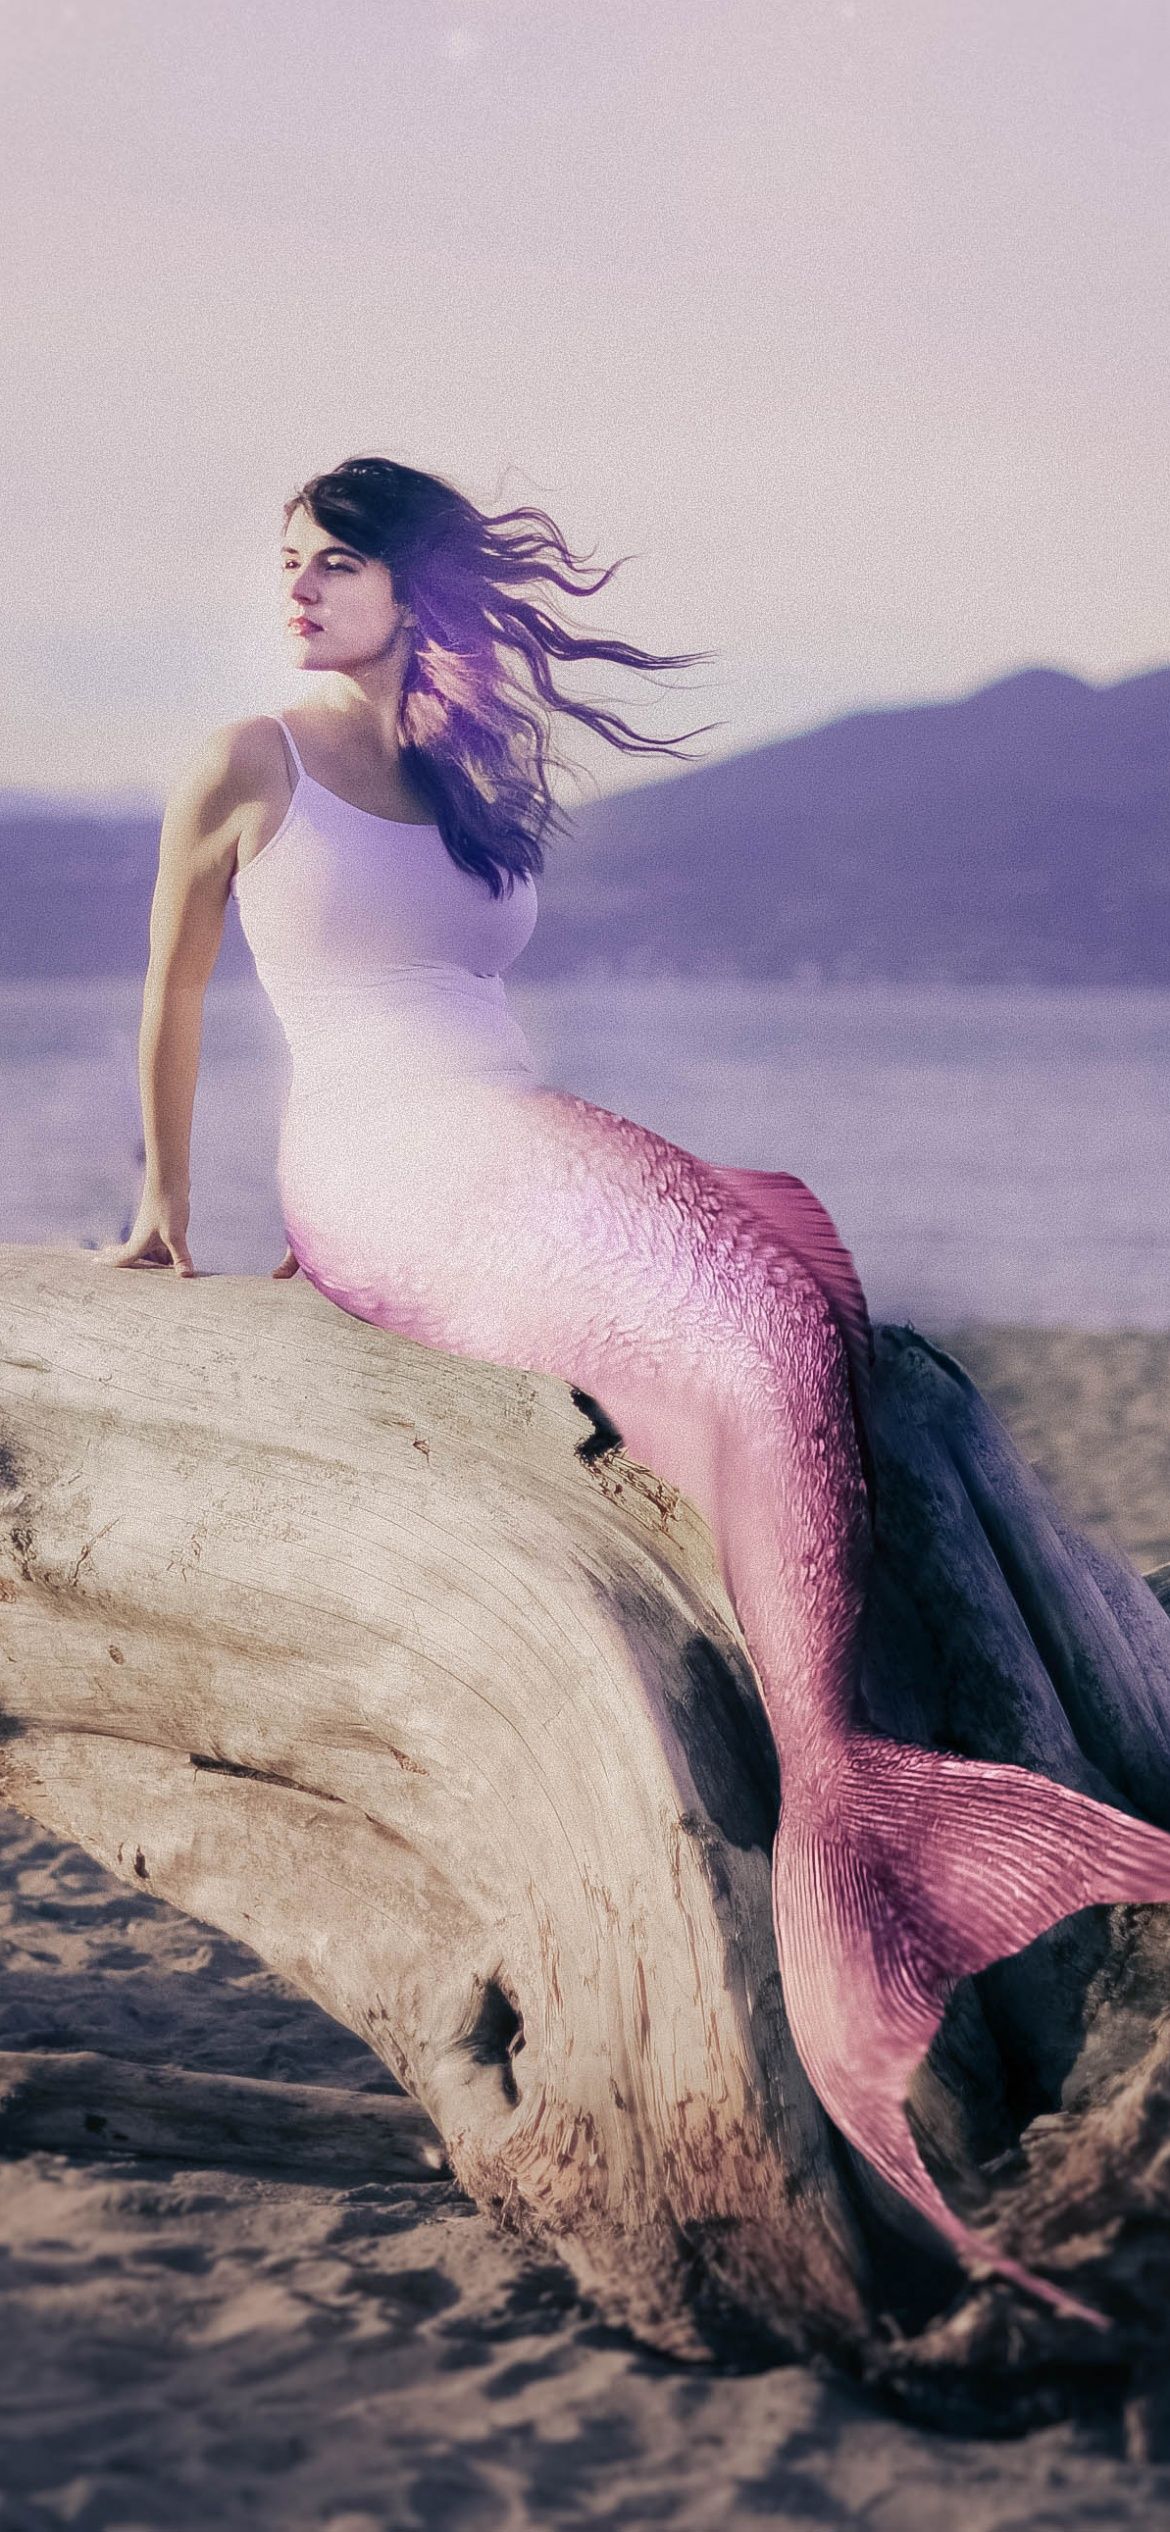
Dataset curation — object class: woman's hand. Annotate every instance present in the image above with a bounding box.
[96,1190,195,1276]
[95,1198,300,1282]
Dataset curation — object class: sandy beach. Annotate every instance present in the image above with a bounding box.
[3,1321,1170,2531]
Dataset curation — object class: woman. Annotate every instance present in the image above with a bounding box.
[100,453,1170,2326]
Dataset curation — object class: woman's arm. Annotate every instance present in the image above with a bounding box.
[99,721,262,1276]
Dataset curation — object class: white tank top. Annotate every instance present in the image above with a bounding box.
[231,716,541,1095]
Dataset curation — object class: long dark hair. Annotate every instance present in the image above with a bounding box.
[282,454,723,898]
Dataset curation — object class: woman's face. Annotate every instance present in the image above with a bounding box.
[280,504,413,671]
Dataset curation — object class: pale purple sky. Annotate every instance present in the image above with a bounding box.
[3,0,1167,803]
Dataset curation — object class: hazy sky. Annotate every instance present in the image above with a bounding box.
[3,0,1166,803]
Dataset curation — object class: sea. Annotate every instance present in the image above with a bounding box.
[3,973,1169,1329]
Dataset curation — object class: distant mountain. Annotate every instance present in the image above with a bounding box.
[2,664,1168,984]
[0,787,162,819]
[519,663,1170,985]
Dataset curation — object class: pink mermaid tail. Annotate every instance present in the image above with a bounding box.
[688,1155,1170,2326]
[280,1077,1170,2327]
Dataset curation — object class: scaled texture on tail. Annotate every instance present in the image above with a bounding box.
[706,1162,877,1510]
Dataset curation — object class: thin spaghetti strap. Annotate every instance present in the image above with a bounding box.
[274,717,308,787]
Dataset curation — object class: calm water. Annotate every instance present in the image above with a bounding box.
[3,975,1169,1328]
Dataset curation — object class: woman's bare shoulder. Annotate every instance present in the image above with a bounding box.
[166,717,290,824]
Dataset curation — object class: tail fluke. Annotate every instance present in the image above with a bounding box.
[773,1734,1170,2328]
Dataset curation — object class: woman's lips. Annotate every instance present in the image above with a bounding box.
[289,617,321,632]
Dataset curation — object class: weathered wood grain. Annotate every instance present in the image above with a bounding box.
[0,2048,450,2180]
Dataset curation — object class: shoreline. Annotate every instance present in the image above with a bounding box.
[930,1322,1170,1574]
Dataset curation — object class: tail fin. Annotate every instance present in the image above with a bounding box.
[773,1734,1170,2328]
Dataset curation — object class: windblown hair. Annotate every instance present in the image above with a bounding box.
[282,454,723,898]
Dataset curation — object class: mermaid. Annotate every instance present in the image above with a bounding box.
[102,454,1170,2326]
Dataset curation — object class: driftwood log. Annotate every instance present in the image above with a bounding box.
[3,1241,1170,2423]
[0,2049,449,2181]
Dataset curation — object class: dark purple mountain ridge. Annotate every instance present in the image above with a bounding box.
[2,663,1167,985]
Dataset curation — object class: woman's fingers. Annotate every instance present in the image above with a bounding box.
[93,1231,196,1274]
[94,1236,292,1280]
